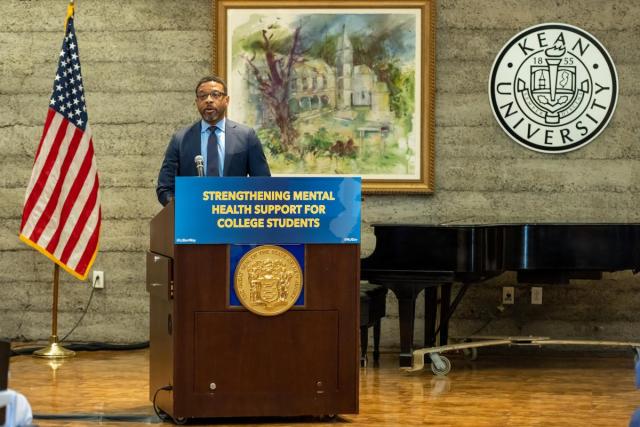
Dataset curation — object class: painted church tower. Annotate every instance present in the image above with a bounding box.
[335,24,353,109]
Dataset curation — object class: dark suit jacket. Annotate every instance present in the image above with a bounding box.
[156,119,271,205]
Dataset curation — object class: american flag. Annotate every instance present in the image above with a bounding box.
[19,5,101,281]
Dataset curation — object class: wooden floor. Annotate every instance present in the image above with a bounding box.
[7,347,639,426]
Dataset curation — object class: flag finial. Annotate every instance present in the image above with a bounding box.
[65,0,75,29]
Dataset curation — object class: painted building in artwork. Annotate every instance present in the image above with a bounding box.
[288,59,336,115]
[248,24,391,125]
[335,24,354,110]
[335,24,392,121]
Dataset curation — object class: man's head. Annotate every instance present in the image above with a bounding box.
[195,75,229,125]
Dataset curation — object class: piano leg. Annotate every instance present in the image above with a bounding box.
[439,284,452,346]
[373,319,381,364]
[425,284,453,349]
[388,285,424,367]
[396,296,416,367]
[360,325,368,367]
[424,287,438,348]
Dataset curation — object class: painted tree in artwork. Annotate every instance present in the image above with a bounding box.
[232,12,420,175]
[242,23,303,154]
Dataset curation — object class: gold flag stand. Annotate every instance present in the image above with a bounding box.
[34,264,75,358]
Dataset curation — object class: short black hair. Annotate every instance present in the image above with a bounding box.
[195,75,227,95]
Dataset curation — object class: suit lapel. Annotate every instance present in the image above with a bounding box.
[190,121,203,156]
[185,122,202,157]
[223,120,238,176]
[182,121,202,176]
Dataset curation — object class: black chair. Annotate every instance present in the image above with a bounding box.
[360,282,387,367]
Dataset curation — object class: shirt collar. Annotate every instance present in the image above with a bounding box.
[201,117,226,134]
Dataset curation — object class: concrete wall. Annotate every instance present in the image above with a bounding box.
[0,0,212,341]
[0,0,638,348]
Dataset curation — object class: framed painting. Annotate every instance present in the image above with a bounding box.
[213,0,435,193]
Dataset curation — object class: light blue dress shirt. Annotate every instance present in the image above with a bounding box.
[200,117,226,176]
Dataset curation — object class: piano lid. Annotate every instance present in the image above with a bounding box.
[361,224,503,274]
[362,223,640,275]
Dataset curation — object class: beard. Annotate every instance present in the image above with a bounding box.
[199,104,226,124]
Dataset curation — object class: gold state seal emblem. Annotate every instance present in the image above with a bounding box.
[234,245,303,316]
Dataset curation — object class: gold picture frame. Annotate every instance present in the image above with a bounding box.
[213,0,435,194]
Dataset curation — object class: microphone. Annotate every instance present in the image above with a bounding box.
[195,155,204,177]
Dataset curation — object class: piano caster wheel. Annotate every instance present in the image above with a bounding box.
[430,355,451,376]
[462,347,478,361]
[174,416,187,425]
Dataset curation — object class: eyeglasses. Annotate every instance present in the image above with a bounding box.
[197,90,227,101]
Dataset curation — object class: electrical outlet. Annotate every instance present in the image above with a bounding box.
[502,286,515,304]
[93,271,104,289]
[531,287,543,305]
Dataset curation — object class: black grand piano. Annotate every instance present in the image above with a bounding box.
[360,223,640,367]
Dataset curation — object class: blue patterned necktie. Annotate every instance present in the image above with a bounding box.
[207,126,219,177]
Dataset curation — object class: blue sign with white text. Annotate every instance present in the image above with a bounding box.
[175,177,361,244]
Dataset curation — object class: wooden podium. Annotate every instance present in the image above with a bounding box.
[147,200,359,420]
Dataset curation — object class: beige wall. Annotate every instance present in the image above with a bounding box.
[0,0,638,347]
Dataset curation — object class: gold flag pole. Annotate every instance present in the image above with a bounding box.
[34,264,75,358]
[65,0,74,29]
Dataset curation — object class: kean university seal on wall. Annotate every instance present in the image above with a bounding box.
[489,23,618,153]
[234,245,303,316]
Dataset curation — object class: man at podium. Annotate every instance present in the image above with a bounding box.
[156,75,271,206]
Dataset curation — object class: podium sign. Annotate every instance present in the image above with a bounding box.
[175,177,361,244]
